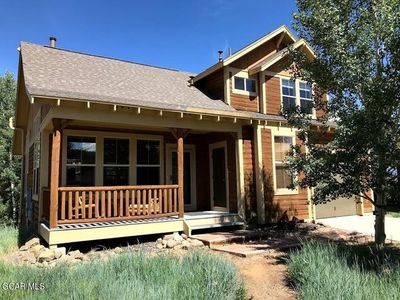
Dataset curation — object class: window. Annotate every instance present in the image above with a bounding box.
[234,76,256,93]
[136,140,160,185]
[103,138,130,186]
[281,79,296,110]
[66,137,96,186]
[299,82,313,114]
[274,136,294,190]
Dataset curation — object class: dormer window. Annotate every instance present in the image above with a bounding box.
[234,76,256,93]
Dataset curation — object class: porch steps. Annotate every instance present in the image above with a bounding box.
[183,212,244,236]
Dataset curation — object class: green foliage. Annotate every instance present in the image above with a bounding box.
[0,250,246,300]
[0,225,18,253]
[287,240,400,299]
[285,1,400,209]
[0,72,20,225]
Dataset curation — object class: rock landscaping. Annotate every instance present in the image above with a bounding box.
[4,232,206,268]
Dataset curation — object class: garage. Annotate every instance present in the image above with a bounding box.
[315,196,359,219]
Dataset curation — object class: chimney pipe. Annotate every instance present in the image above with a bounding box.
[218,50,223,62]
[49,36,57,48]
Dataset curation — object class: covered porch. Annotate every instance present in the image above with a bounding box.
[37,104,245,247]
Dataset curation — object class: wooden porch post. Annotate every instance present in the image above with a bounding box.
[177,132,184,218]
[49,120,61,229]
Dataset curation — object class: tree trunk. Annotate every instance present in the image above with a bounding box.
[374,192,386,249]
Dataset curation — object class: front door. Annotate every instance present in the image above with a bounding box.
[209,142,228,211]
[166,145,196,211]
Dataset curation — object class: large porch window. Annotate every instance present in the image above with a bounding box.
[103,138,130,186]
[136,140,161,185]
[66,137,96,186]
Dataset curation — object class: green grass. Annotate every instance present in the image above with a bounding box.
[389,212,400,218]
[287,240,400,300]
[0,225,18,253]
[0,250,246,300]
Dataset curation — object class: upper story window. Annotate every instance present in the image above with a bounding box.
[234,76,256,93]
[136,140,160,185]
[103,138,130,186]
[299,82,313,114]
[281,78,315,116]
[66,137,96,186]
[281,79,296,110]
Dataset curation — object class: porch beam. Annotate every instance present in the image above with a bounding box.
[50,119,62,229]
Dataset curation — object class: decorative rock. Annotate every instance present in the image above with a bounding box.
[156,238,163,244]
[156,243,164,250]
[173,232,183,242]
[54,247,66,259]
[24,237,40,249]
[163,234,174,241]
[190,239,204,248]
[22,251,37,264]
[19,245,30,251]
[68,250,84,260]
[181,233,188,240]
[166,239,178,249]
[37,250,56,263]
[181,240,191,250]
[173,244,184,250]
[31,245,45,258]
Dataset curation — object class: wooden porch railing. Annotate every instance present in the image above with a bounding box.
[56,185,179,224]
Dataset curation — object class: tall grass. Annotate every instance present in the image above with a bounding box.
[0,225,18,253]
[287,240,400,300]
[0,250,246,300]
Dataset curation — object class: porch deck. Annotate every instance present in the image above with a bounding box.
[39,211,244,246]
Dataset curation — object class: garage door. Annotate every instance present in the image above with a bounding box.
[316,196,358,219]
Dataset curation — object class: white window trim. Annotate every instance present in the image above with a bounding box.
[62,130,158,187]
[279,76,317,119]
[132,134,164,185]
[231,69,257,97]
[103,137,131,185]
[270,127,299,195]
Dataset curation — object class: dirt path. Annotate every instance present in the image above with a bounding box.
[221,252,296,300]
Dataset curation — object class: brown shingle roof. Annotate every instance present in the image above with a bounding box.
[20,42,235,112]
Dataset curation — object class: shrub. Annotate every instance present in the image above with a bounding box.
[0,250,246,300]
[287,240,400,300]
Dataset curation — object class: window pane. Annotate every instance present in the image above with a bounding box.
[104,138,117,164]
[234,77,245,90]
[148,141,160,165]
[137,140,160,165]
[282,79,296,96]
[275,165,293,189]
[137,167,160,185]
[282,97,296,111]
[274,136,293,161]
[66,166,95,186]
[117,139,130,164]
[246,79,256,92]
[67,137,96,165]
[137,140,149,165]
[104,166,129,186]
[300,99,313,114]
[104,138,129,164]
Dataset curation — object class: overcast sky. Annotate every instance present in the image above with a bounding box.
[0,0,296,76]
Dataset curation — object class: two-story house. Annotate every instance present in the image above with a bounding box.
[12,25,372,248]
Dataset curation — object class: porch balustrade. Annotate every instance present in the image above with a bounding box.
[56,185,179,224]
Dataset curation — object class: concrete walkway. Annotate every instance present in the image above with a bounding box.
[318,215,400,242]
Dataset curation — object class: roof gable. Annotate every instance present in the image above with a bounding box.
[193,25,298,82]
